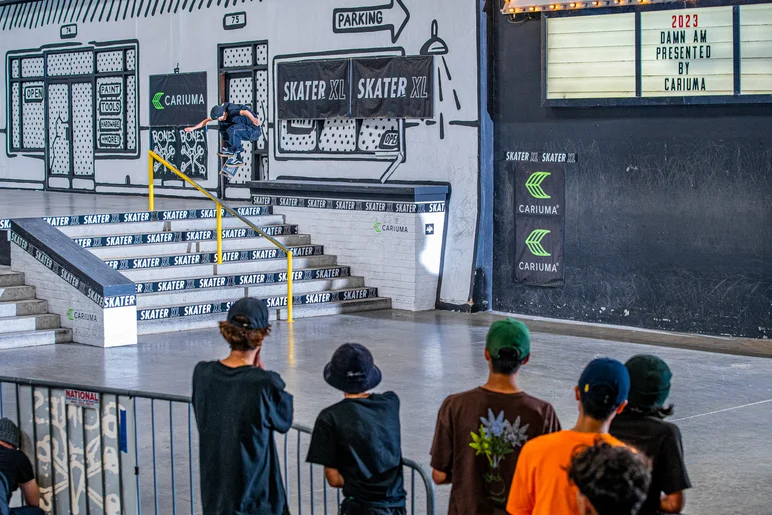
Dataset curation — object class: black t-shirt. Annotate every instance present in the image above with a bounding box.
[218,102,255,131]
[306,392,406,507]
[192,361,293,515]
[610,411,692,515]
[0,446,34,502]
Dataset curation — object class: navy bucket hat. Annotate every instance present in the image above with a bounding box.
[324,343,382,394]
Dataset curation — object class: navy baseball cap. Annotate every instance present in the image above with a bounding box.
[578,358,630,407]
[210,105,225,119]
[227,298,269,329]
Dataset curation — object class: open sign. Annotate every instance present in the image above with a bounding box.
[23,85,44,103]
[379,130,400,150]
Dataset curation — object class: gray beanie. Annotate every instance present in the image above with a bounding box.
[0,418,20,448]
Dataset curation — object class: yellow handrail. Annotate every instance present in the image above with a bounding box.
[147,150,293,322]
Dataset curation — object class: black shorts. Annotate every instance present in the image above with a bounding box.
[339,498,406,515]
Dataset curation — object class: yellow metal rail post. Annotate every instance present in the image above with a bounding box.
[148,154,155,211]
[147,150,293,322]
[216,205,223,265]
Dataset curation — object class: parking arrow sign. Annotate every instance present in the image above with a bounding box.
[333,0,410,44]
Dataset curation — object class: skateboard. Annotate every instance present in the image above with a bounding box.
[220,163,242,179]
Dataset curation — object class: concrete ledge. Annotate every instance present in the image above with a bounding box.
[10,219,137,347]
[248,178,449,203]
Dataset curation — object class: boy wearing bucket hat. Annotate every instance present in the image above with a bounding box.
[306,344,406,515]
[0,418,44,515]
[507,358,631,515]
[610,355,691,515]
[429,318,560,515]
[192,298,293,515]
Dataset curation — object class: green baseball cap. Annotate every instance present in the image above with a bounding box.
[625,355,672,408]
[486,318,530,360]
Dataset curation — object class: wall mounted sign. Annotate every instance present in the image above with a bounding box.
[514,216,564,286]
[60,24,77,39]
[223,11,247,30]
[148,72,207,126]
[276,56,433,119]
[277,59,350,119]
[351,56,433,118]
[544,4,772,105]
[513,160,566,286]
[640,7,734,97]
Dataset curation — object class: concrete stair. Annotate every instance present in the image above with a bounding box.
[0,267,73,348]
[53,207,390,335]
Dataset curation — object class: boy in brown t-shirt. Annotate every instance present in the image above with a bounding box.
[430,319,561,515]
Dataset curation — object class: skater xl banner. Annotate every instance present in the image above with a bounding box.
[149,72,207,126]
[352,56,433,118]
[277,59,350,119]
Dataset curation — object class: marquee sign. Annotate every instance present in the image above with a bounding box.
[545,4,772,105]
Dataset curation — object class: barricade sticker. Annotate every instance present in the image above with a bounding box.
[65,389,100,409]
[134,266,350,294]
[104,245,325,270]
[0,206,272,231]
[137,287,378,321]
[75,225,298,248]
[251,196,445,214]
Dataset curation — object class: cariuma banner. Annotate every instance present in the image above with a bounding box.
[149,72,207,126]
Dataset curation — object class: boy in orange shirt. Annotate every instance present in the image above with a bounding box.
[506,358,631,515]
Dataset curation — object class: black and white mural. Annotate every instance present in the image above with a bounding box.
[0,0,480,308]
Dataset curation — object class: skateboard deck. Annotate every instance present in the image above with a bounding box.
[220,164,240,179]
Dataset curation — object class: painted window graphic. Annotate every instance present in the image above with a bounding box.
[5,41,139,189]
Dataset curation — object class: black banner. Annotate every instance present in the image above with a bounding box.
[277,60,350,119]
[514,162,565,218]
[351,56,433,118]
[150,127,208,179]
[149,72,207,126]
[514,217,564,286]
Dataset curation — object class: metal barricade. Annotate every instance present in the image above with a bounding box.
[0,377,435,515]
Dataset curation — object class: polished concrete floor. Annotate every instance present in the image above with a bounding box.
[0,310,769,514]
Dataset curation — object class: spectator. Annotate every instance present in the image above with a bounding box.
[0,418,43,515]
[610,355,691,514]
[192,298,293,515]
[506,358,631,515]
[306,343,406,515]
[568,441,652,515]
[430,318,561,514]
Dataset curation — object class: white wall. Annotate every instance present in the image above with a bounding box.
[0,0,479,306]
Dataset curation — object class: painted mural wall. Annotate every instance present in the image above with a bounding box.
[0,0,480,306]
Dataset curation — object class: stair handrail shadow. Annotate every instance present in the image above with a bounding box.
[147,150,294,322]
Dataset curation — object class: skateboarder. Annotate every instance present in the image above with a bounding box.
[184,102,262,170]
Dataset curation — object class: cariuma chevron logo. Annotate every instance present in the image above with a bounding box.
[525,229,551,257]
[67,308,74,321]
[526,172,551,199]
[152,92,164,110]
[374,222,382,233]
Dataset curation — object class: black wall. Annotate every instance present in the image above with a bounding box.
[490,10,772,338]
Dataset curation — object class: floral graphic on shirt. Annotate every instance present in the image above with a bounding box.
[469,409,530,505]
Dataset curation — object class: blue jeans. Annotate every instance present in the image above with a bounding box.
[11,507,45,515]
[225,124,262,154]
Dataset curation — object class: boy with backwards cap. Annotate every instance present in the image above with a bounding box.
[192,298,293,515]
[430,318,560,515]
[610,355,691,515]
[306,343,406,515]
[506,357,631,515]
